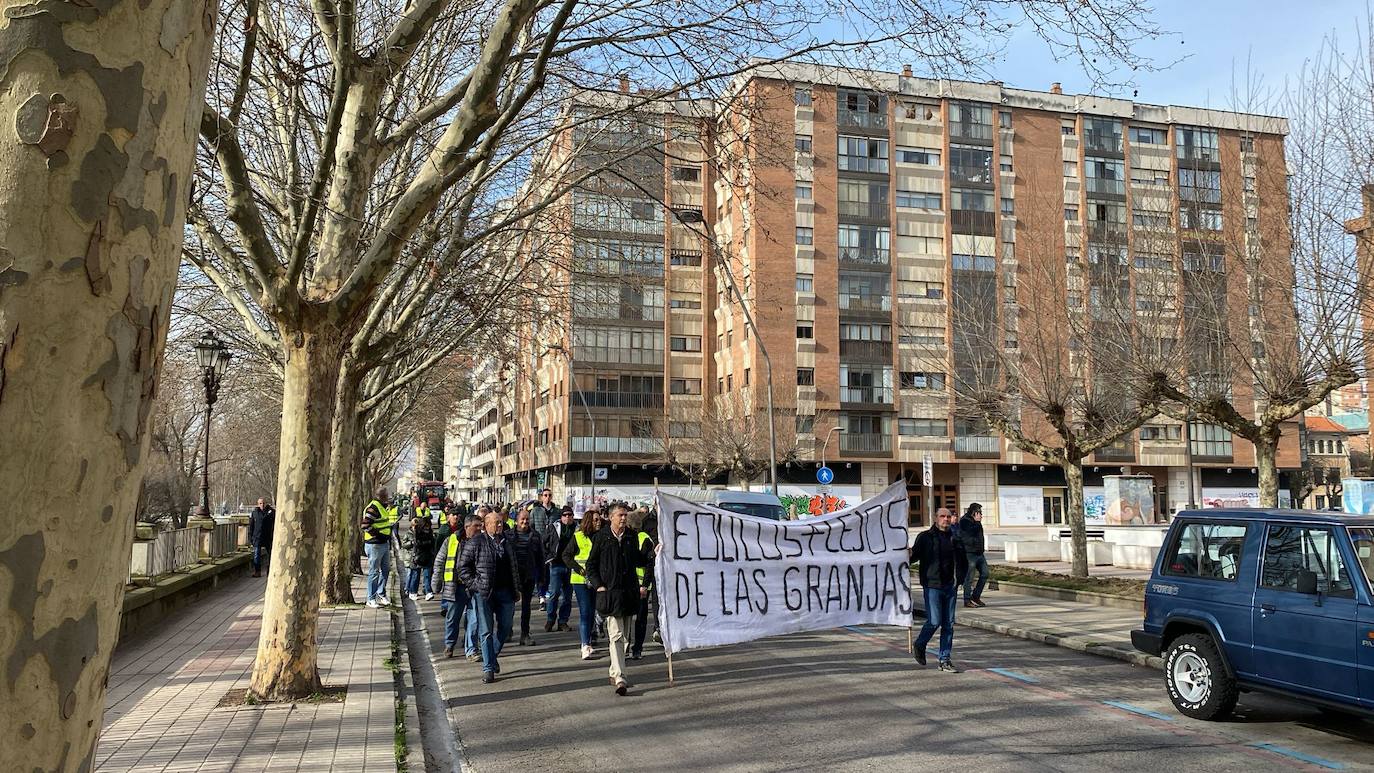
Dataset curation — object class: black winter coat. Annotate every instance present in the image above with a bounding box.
[585,528,652,617]
[543,520,575,569]
[911,526,969,588]
[457,532,522,600]
[509,527,544,585]
[406,527,438,567]
[957,514,986,555]
[249,506,275,547]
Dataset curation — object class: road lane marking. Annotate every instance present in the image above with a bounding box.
[1102,700,1174,721]
[986,668,1039,684]
[1247,743,1345,770]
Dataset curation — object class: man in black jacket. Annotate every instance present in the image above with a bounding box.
[510,510,544,645]
[249,498,275,577]
[911,507,968,672]
[958,503,989,608]
[585,503,651,695]
[542,506,576,632]
[458,510,522,683]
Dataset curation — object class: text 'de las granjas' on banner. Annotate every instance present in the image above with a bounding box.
[654,481,912,655]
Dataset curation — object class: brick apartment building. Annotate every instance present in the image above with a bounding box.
[447,63,1300,527]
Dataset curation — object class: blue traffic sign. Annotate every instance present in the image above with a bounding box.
[816,466,834,485]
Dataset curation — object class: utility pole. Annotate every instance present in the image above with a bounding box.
[712,259,777,495]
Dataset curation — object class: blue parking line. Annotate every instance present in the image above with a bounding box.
[842,625,869,634]
[987,668,1039,684]
[1248,743,1345,770]
[1102,700,1174,721]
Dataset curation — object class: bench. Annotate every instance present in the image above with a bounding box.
[1057,529,1106,541]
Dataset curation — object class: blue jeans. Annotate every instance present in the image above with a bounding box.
[465,606,479,656]
[407,565,432,595]
[365,542,390,600]
[440,587,471,649]
[573,583,596,646]
[474,588,516,673]
[546,566,573,626]
[964,554,989,602]
[915,584,958,662]
[251,543,269,573]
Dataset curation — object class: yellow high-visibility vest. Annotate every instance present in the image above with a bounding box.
[571,531,593,585]
[443,534,460,582]
[367,500,398,537]
[636,531,651,582]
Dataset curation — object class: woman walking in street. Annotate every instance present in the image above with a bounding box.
[563,508,603,660]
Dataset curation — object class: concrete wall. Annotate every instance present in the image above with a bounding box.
[960,463,997,524]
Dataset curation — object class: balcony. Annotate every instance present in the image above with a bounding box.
[838,200,890,219]
[1093,443,1136,463]
[582,391,665,409]
[840,385,894,405]
[1086,177,1125,196]
[669,248,703,267]
[571,436,658,454]
[841,433,893,454]
[837,247,890,266]
[837,110,888,132]
[1085,131,1123,154]
[838,340,892,362]
[838,294,892,313]
[953,435,1000,458]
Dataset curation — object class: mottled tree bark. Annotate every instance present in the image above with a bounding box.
[320,366,362,605]
[249,327,342,699]
[0,2,216,769]
[1063,460,1089,578]
[1255,429,1282,508]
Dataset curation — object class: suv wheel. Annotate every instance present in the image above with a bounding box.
[1164,633,1238,720]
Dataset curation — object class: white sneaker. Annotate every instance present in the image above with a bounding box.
[581,645,594,660]
[377,595,392,606]
[408,593,419,601]
[366,599,381,609]
[424,592,434,601]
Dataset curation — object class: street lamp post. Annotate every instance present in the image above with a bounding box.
[193,331,232,519]
[549,344,596,504]
[820,425,845,471]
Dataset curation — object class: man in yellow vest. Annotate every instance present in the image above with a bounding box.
[362,487,399,608]
[432,514,482,657]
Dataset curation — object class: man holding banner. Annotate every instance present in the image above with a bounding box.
[654,482,913,662]
[586,503,653,695]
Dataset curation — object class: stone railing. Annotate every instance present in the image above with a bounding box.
[130,519,244,583]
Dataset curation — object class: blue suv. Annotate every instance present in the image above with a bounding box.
[1132,509,1374,720]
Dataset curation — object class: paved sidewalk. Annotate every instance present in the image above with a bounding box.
[918,585,1161,669]
[987,552,1154,580]
[98,572,400,772]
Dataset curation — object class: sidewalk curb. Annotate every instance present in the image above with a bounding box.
[388,548,424,772]
[994,580,1142,611]
[959,615,1164,671]
[401,597,468,772]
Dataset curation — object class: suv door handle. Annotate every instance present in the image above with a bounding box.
[1260,603,1277,613]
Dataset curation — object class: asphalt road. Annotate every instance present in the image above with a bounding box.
[418,597,1374,772]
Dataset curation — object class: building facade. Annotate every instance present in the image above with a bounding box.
[456,65,1302,525]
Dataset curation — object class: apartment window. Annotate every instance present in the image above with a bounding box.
[795,183,813,200]
[1086,156,1125,195]
[1176,126,1220,162]
[899,418,948,437]
[1084,118,1123,152]
[1000,197,1014,215]
[795,226,814,245]
[949,102,993,140]
[1133,253,1172,270]
[897,280,944,300]
[999,111,1012,129]
[717,377,724,392]
[1243,176,1256,192]
[1179,168,1222,204]
[796,415,816,434]
[1130,166,1169,185]
[837,180,890,218]
[669,297,701,309]
[999,155,1013,173]
[895,191,941,209]
[669,335,701,352]
[571,193,664,236]
[795,134,813,153]
[837,224,890,263]
[1140,424,1183,441]
[949,144,993,185]
[796,274,813,292]
[1061,123,1075,136]
[838,135,889,173]
[900,371,946,390]
[796,368,815,386]
[899,325,945,347]
[794,88,812,107]
[1182,250,1225,273]
[669,421,701,439]
[1089,201,1125,225]
[1180,208,1223,231]
[839,322,892,342]
[671,166,700,182]
[1063,161,1078,177]
[744,368,751,386]
[896,146,941,165]
[796,324,814,339]
[669,378,702,395]
[1064,206,1079,221]
[950,188,992,212]
[1129,126,1166,145]
[669,248,703,266]
[952,254,995,272]
[899,234,944,255]
[725,374,733,390]
[1132,212,1169,229]
[1240,135,1255,153]
[1190,423,1233,458]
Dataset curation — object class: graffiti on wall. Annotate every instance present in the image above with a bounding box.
[779,493,850,517]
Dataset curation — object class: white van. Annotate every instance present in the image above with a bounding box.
[706,490,787,521]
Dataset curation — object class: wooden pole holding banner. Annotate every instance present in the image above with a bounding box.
[654,477,676,687]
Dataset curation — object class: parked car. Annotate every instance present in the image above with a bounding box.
[1132,509,1374,720]
[706,490,787,521]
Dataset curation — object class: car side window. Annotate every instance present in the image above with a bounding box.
[1350,529,1374,595]
[1260,525,1355,598]
[1162,522,1247,581]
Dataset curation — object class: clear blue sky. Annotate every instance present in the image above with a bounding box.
[995,0,1367,109]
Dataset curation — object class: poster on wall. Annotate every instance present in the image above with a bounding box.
[1103,475,1156,525]
[998,486,1044,526]
[1083,487,1106,524]
[1201,487,1292,508]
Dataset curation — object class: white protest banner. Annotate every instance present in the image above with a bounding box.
[654,481,912,655]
